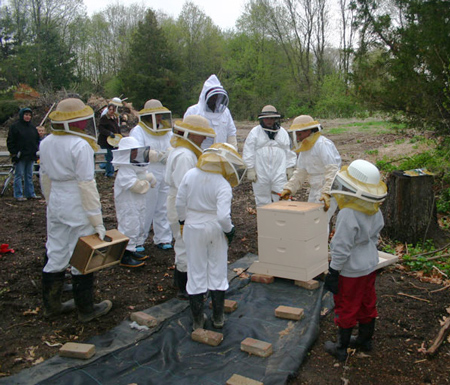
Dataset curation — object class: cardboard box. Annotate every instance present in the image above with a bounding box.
[70,229,129,274]
[249,202,328,282]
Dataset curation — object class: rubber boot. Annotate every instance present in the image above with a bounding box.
[174,268,188,300]
[324,327,353,362]
[189,293,206,331]
[42,271,75,318]
[350,319,375,352]
[211,290,225,329]
[72,273,112,323]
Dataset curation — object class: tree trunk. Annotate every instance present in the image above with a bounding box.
[381,170,438,244]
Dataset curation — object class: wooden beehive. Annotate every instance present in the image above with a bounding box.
[70,229,129,274]
[249,201,328,282]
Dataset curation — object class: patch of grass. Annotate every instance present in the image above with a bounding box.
[365,149,379,155]
[327,127,348,134]
[394,139,405,145]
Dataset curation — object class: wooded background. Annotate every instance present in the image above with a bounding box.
[0,0,449,132]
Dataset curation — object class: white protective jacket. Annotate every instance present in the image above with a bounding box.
[113,159,151,253]
[165,146,199,272]
[176,168,233,295]
[330,208,384,277]
[184,75,237,149]
[243,125,297,207]
[39,134,101,274]
[284,135,341,220]
[130,124,173,245]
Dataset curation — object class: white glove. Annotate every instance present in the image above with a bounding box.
[247,168,257,182]
[322,164,340,194]
[40,172,52,203]
[148,150,161,163]
[88,213,106,240]
[286,167,295,180]
[130,180,150,194]
[144,172,157,188]
[158,148,172,165]
[227,136,238,150]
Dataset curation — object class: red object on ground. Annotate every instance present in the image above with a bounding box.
[0,244,15,254]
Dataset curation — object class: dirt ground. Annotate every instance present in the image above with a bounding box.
[0,117,449,384]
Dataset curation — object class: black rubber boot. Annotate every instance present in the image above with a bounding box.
[72,273,112,323]
[350,319,375,352]
[120,250,145,267]
[42,271,75,318]
[189,293,206,331]
[211,290,225,329]
[324,327,353,362]
[174,268,188,300]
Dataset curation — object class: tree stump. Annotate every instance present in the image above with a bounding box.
[381,170,438,244]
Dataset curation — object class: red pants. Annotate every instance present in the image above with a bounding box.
[333,271,377,329]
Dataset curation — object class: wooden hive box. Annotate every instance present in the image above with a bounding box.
[249,201,328,282]
[70,229,129,274]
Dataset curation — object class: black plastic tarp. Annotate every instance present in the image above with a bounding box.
[3,254,333,385]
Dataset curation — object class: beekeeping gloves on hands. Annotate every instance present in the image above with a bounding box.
[280,189,292,200]
[224,226,236,245]
[130,180,151,194]
[324,266,339,294]
[89,213,106,241]
[286,167,295,180]
[322,164,340,194]
[40,172,52,203]
[319,193,331,212]
[247,168,257,183]
[227,135,238,149]
[144,172,157,188]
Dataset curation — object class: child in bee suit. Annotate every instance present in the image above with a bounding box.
[165,115,216,299]
[243,105,297,207]
[130,99,173,251]
[39,98,112,323]
[280,115,341,223]
[112,136,157,268]
[176,143,247,331]
[323,159,387,362]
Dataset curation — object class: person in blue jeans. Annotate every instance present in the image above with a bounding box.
[7,107,41,201]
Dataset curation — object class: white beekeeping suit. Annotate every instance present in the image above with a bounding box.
[282,115,341,223]
[112,136,157,267]
[176,143,246,331]
[130,99,173,249]
[39,98,111,323]
[184,74,237,149]
[243,105,297,207]
[165,115,216,299]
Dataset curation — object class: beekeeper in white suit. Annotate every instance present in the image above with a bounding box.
[281,115,341,223]
[112,136,157,268]
[39,98,112,322]
[176,143,247,331]
[130,99,173,251]
[184,74,237,149]
[165,115,216,299]
[243,105,297,207]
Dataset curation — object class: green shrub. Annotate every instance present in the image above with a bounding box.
[0,100,20,125]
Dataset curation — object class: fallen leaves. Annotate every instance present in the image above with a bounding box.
[246,207,257,215]
[23,307,40,316]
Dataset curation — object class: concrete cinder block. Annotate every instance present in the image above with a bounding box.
[251,274,274,284]
[294,279,320,290]
[59,342,95,359]
[226,373,264,385]
[240,337,273,358]
[209,299,238,313]
[191,328,223,347]
[275,305,304,321]
[130,311,158,327]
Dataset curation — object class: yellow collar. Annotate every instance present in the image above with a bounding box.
[139,122,168,136]
[170,136,202,158]
[296,131,321,153]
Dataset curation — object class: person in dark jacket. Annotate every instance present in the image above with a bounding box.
[7,107,41,201]
[97,102,122,177]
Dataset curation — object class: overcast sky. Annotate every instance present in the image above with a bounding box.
[83,0,246,30]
